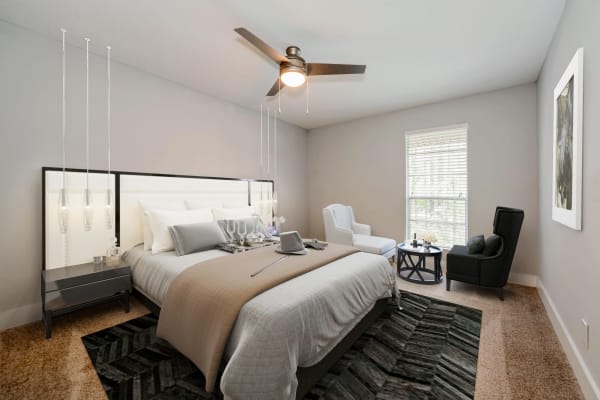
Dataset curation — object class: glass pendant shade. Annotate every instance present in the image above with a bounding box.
[272,191,278,216]
[83,188,93,231]
[58,188,69,234]
[105,189,114,229]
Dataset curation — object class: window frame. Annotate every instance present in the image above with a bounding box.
[404,123,469,249]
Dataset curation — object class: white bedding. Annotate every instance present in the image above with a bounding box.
[123,245,395,400]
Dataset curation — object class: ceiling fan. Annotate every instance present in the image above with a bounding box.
[234,27,366,97]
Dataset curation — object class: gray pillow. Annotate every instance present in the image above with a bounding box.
[483,234,503,256]
[466,234,485,254]
[217,217,271,242]
[168,222,226,256]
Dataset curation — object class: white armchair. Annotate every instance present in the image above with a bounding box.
[323,204,396,260]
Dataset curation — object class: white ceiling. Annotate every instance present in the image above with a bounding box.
[0,0,565,129]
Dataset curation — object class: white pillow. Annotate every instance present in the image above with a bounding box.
[147,208,214,254]
[139,200,186,250]
[212,206,255,221]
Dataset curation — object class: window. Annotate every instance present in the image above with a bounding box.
[406,125,468,248]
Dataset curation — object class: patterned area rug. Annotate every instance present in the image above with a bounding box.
[82,291,481,400]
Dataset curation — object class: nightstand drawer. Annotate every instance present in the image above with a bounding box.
[46,275,131,311]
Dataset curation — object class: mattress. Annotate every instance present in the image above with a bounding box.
[123,245,395,399]
[123,245,229,305]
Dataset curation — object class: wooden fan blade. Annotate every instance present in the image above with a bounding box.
[307,63,366,76]
[234,27,289,64]
[266,78,282,97]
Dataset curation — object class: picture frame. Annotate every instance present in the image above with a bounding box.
[552,48,583,230]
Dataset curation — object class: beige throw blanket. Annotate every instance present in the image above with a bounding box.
[156,243,358,392]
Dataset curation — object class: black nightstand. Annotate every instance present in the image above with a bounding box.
[41,261,131,339]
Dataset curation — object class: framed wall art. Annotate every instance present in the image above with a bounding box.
[552,48,583,230]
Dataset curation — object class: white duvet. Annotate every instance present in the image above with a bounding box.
[123,246,395,399]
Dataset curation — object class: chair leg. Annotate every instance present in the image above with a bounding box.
[498,287,504,301]
[446,279,451,291]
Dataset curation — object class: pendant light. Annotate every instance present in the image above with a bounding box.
[83,37,93,231]
[58,28,70,234]
[105,45,114,229]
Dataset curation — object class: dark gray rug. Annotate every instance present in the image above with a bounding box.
[82,291,481,400]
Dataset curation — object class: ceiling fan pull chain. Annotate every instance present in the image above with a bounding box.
[278,77,282,113]
[305,76,309,114]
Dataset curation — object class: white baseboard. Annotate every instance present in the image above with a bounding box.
[538,280,600,400]
[0,302,41,332]
[508,272,537,287]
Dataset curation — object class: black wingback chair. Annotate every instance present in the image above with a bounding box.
[446,207,524,300]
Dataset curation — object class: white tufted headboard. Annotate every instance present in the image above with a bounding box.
[119,174,251,251]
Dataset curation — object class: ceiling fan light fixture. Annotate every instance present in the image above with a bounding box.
[280,66,306,88]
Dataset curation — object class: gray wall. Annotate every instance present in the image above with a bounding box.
[308,83,539,280]
[0,22,308,329]
[537,0,600,396]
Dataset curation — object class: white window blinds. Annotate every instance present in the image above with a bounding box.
[406,125,468,248]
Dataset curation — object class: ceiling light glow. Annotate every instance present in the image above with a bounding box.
[281,70,306,87]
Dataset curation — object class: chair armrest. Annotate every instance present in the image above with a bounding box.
[352,222,371,235]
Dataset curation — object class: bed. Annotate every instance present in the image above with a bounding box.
[43,168,396,399]
[124,244,394,399]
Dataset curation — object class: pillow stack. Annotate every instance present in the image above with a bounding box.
[138,201,269,256]
[466,234,502,256]
[146,208,214,254]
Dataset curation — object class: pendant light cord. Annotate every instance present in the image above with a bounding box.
[274,110,277,183]
[267,107,270,176]
[61,29,66,186]
[260,104,263,179]
[85,38,90,190]
[106,46,111,188]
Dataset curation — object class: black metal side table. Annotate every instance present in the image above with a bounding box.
[397,242,443,284]
[41,261,131,338]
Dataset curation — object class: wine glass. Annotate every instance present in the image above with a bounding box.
[226,220,235,244]
[237,220,247,246]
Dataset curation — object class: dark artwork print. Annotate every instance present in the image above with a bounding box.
[555,76,574,210]
[83,292,482,400]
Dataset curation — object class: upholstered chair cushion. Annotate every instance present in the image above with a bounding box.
[353,234,396,256]
[332,206,353,230]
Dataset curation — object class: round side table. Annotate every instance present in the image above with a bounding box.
[397,242,443,284]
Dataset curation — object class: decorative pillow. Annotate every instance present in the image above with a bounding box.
[212,206,255,221]
[466,234,485,254]
[168,222,226,256]
[483,234,503,256]
[217,217,271,242]
[147,208,214,254]
[139,200,186,250]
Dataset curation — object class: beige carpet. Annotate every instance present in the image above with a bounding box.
[0,279,583,399]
